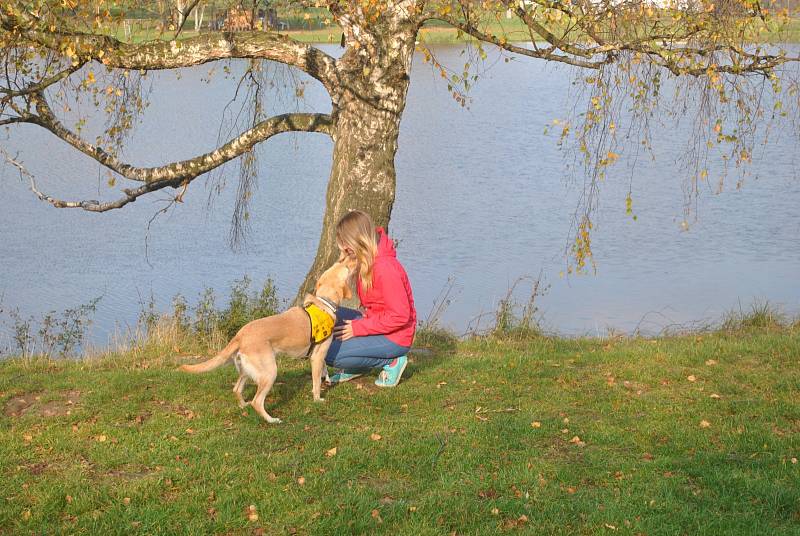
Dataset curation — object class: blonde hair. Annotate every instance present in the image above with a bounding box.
[335,210,378,291]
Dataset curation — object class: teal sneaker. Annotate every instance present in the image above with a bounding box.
[375,355,408,387]
[328,370,363,384]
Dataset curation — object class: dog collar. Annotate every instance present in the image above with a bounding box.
[316,296,338,317]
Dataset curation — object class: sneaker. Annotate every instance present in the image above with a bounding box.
[328,370,363,384]
[375,355,408,388]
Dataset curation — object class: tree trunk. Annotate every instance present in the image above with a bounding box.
[295,15,417,302]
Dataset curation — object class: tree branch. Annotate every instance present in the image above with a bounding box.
[0,62,85,104]
[4,95,333,213]
[434,15,611,69]
[26,94,332,184]
[2,8,339,94]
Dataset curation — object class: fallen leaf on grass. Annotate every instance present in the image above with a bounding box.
[23,433,32,442]
[408,506,417,512]
[325,447,337,457]
[687,375,697,382]
[491,508,499,515]
[371,509,382,523]
[791,458,797,464]
[123,497,131,505]
[245,504,258,522]
[96,435,107,442]
[566,487,577,494]
[437,381,447,388]
[297,477,306,486]
[502,514,529,529]
[709,394,721,399]
[207,507,217,520]
[569,436,586,447]
[531,421,541,428]
[604,523,617,530]
[22,509,31,520]
[478,488,498,499]
[370,433,382,441]
[65,495,73,504]
[699,420,711,428]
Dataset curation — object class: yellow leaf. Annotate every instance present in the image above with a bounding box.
[22,509,31,520]
[297,476,305,485]
[710,393,721,399]
[370,433,382,441]
[687,375,697,382]
[325,447,337,457]
[531,421,541,428]
[569,436,586,447]
[96,435,107,442]
[705,359,718,366]
[699,420,711,428]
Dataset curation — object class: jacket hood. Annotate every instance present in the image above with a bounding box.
[376,227,396,259]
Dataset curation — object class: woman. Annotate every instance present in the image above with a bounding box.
[326,210,416,387]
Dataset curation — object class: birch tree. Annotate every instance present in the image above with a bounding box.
[1,0,798,297]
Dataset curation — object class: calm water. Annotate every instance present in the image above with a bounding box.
[1,45,799,347]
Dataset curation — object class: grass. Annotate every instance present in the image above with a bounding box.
[108,15,800,45]
[1,321,798,534]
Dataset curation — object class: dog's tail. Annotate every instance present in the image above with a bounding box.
[179,338,239,374]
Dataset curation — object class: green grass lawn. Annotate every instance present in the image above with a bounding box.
[111,16,800,45]
[1,327,798,534]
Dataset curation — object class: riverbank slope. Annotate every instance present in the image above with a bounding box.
[1,326,798,534]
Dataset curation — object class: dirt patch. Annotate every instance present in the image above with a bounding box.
[25,461,50,475]
[3,390,82,418]
[3,392,40,417]
[351,376,380,394]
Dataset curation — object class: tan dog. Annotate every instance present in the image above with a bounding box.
[179,259,353,423]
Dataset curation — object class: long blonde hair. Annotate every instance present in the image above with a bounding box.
[335,210,378,291]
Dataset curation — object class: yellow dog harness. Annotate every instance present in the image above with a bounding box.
[304,302,335,344]
[303,298,337,357]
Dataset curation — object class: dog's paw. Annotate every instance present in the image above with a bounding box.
[314,397,326,403]
[267,417,282,424]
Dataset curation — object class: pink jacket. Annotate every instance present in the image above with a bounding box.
[350,228,416,347]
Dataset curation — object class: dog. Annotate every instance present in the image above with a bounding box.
[178,258,353,423]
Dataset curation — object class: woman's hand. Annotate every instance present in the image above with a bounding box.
[334,320,355,341]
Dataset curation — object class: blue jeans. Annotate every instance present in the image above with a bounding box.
[325,307,410,371]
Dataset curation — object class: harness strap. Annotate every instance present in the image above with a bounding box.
[302,306,316,358]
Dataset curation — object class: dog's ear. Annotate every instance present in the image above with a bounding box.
[302,293,315,306]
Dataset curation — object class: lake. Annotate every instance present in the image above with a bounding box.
[1,44,798,349]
